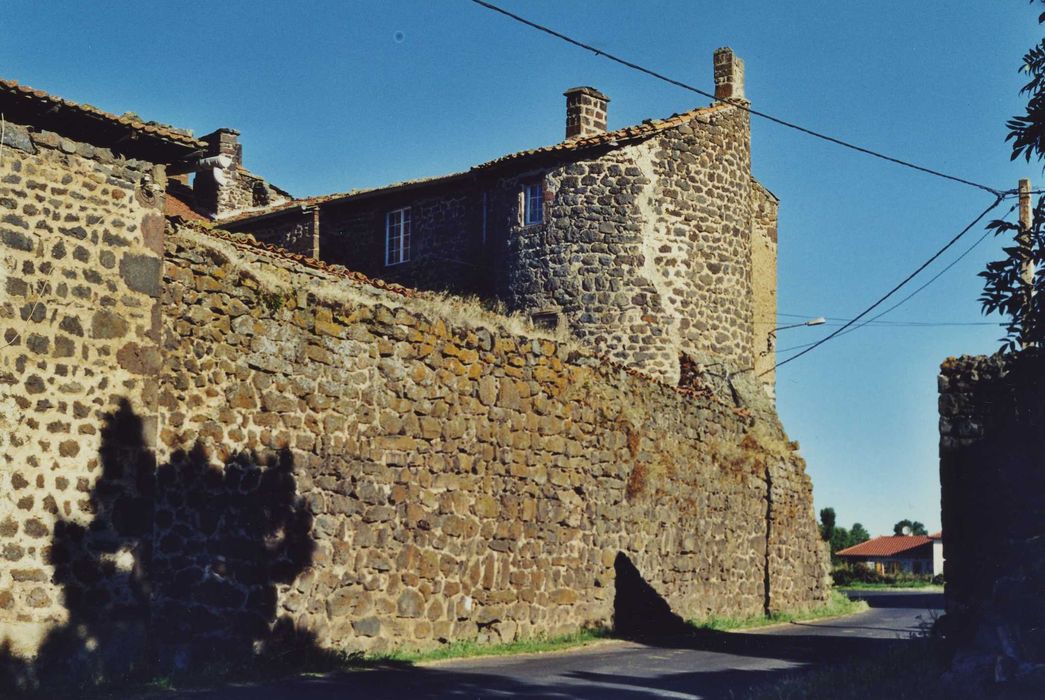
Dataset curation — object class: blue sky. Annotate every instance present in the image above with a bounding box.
[2,1,1038,538]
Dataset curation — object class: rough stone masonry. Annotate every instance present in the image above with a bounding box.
[153,226,827,657]
[0,66,829,680]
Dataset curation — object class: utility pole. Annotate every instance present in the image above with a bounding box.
[1019,179,1035,345]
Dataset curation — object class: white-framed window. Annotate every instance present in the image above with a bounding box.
[385,207,411,266]
[523,182,543,225]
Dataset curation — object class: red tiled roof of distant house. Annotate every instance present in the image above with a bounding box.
[836,535,933,558]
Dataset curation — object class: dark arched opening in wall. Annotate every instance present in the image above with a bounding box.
[612,552,689,638]
[0,399,318,694]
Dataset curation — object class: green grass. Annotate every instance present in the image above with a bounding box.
[377,627,613,664]
[690,591,868,631]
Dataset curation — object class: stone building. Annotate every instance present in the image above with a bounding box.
[188,48,779,388]
[0,49,825,687]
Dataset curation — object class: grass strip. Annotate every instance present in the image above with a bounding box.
[72,593,870,696]
[690,590,867,631]
[377,627,613,664]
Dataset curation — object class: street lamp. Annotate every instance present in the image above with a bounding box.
[773,317,826,332]
[764,317,825,356]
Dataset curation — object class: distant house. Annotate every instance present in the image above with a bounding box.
[836,532,943,576]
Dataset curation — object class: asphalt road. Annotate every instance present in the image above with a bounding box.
[161,590,943,700]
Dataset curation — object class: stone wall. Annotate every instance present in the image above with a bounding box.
[751,183,778,384]
[499,105,761,384]
[236,102,774,389]
[0,120,166,658]
[151,224,827,659]
[248,208,318,257]
[0,110,823,685]
[315,189,483,296]
[938,353,1045,688]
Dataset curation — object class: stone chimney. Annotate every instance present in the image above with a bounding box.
[564,87,610,140]
[713,47,745,101]
[193,128,242,216]
[203,127,242,164]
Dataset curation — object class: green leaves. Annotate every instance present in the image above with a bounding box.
[892,519,928,536]
[981,6,1045,351]
[980,194,1045,353]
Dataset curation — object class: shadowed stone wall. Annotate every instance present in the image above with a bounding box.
[0,119,166,656]
[317,189,480,296]
[939,353,1045,687]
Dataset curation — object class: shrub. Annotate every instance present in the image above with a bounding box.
[831,565,935,587]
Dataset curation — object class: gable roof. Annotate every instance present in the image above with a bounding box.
[836,535,934,558]
[217,100,733,226]
[0,77,205,162]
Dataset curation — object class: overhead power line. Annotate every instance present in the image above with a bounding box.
[469,0,1007,197]
[775,203,1017,354]
[775,313,998,326]
[771,196,1007,370]
[770,318,1002,328]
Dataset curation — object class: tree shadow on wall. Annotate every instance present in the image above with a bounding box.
[0,399,318,694]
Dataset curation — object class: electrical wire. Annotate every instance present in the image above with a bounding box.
[467,1,1029,367]
[770,196,1007,369]
[765,319,1002,328]
[775,313,994,324]
[469,0,1007,197]
[775,203,1017,354]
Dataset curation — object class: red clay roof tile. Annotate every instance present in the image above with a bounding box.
[836,535,934,558]
[0,77,205,149]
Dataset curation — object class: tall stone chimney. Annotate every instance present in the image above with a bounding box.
[193,128,242,216]
[713,47,745,101]
[564,87,610,140]
[205,127,242,164]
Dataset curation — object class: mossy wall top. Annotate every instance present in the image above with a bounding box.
[153,225,827,654]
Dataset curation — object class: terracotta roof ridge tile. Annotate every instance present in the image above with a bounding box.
[0,77,205,149]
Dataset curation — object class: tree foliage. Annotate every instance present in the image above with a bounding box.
[819,507,836,541]
[850,522,870,544]
[1005,4,1045,165]
[980,198,1045,352]
[819,507,872,563]
[982,2,1045,351]
[892,519,928,536]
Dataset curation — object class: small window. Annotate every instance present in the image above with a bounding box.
[531,309,561,332]
[523,182,543,225]
[385,207,411,266]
